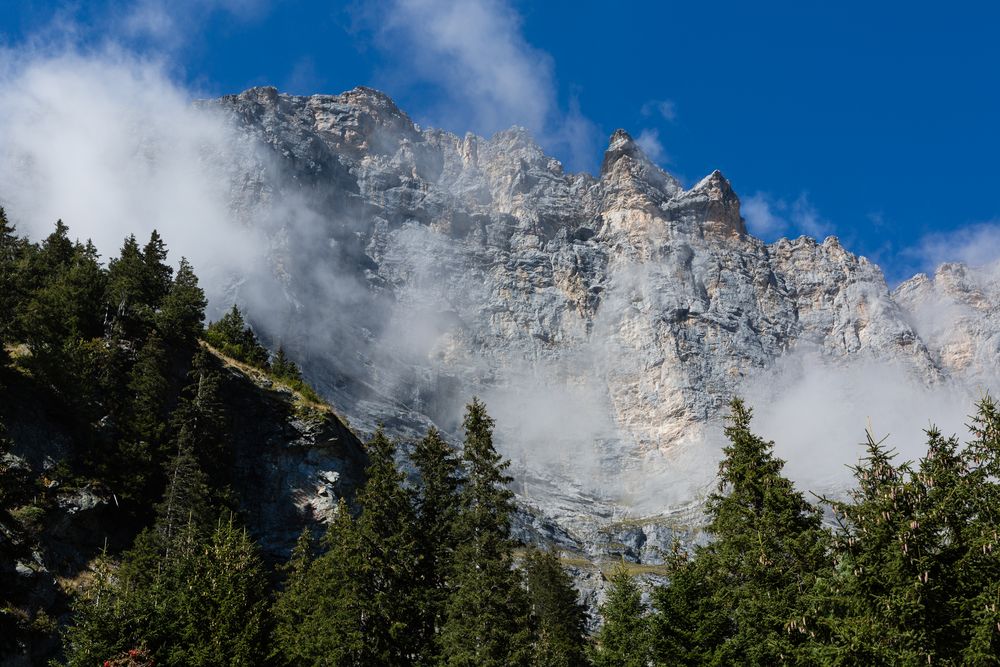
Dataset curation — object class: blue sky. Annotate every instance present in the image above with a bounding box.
[2,0,998,282]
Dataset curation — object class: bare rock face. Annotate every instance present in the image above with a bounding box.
[202,87,999,562]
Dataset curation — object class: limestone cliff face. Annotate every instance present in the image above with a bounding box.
[202,86,999,559]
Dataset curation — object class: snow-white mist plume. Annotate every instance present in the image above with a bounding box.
[365,0,600,171]
[906,221,1000,276]
[635,128,668,165]
[743,350,989,494]
[0,51,265,293]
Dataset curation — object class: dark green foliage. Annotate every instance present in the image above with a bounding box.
[439,398,534,667]
[412,426,463,662]
[650,398,829,666]
[270,344,302,382]
[807,396,1000,665]
[140,230,173,309]
[270,500,367,665]
[523,549,589,667]
[63,516,269,667]
[156,257,207,348]
[118,332,171,500]
[0,208,27,346]
[591,565,650,667]
[205,304,269,368]
[271,429,421,665]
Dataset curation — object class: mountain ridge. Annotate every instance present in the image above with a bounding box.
[194,84,997,562]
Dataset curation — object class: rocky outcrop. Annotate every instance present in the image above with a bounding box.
[201,86,999,563]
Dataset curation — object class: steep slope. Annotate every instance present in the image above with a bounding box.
[199,86,998,559]
[0,346,365,662]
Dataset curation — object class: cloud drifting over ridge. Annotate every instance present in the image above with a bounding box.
[0,48,263,297]
[363,0,600,172]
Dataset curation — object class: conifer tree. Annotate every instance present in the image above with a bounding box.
[353,428,422,663]
[270,344,302,381]
[412,426,463,662]
[0,208,26,347]
[171,349,229,475]
[105,234,148,340]
[811,397,1000,664]
[205,304,269,368]
[652,398,828,665]
[523,548,589,667]
[156,257,207,348]
[140,230,173,309]
[591,565,649,667]
[157,516,269,666]
[439,398,533,667]
[126,332,171,455]
[270,500,366,666]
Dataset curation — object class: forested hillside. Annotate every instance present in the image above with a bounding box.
[2,211,999,665]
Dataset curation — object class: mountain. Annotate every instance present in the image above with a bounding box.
[196,85,998,566]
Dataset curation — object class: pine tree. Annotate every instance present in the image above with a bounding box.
[271,430,421,665]
[158,516,269,666]
[205,304,269,368]
[171,349,229,476]
[270,528,318,663]
[353,428,422,663]
[811,397,1000,664]
[270,344,302,382]
[156,257,207,348]
[270,500,366,666]
[412,426,463,663]
[522,548,589,667]
[591,565,649,667]
[140,230,173,310]
[156,444,214,555]
[439,398,533,667]
[125,332,171,469]
[0,208,26,347]
[652,398,829,665]
[105,234,148,340]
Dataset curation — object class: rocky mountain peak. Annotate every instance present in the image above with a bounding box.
[201,85,998,567]
[599,129,682,211]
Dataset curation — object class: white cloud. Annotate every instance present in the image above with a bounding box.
[641,99,676,122]
[790,193,832,239]
[119,0,270,48]
[364,0,600,171]
[742,192,787,237]
[0,49,264,295]
[741,191,833,241]
[903,221,1000,274]
[635,128,668,165]
[743,349,992,494]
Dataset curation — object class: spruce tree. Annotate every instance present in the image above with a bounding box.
[270,500,366,666]
[270,344,302,381]
[205,304,269,368]
[652,398,829,665]
[522,548,589,667]
[122,331,171,494]
[0,208,26,347]
[412,426,463,663]
[352,427,422,664]
[812,397,1000,664]
[140,230,173,309]
[105,234,149,340]
[439,398,533,667]
[156,257,207,348]
[591,565,650,667]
